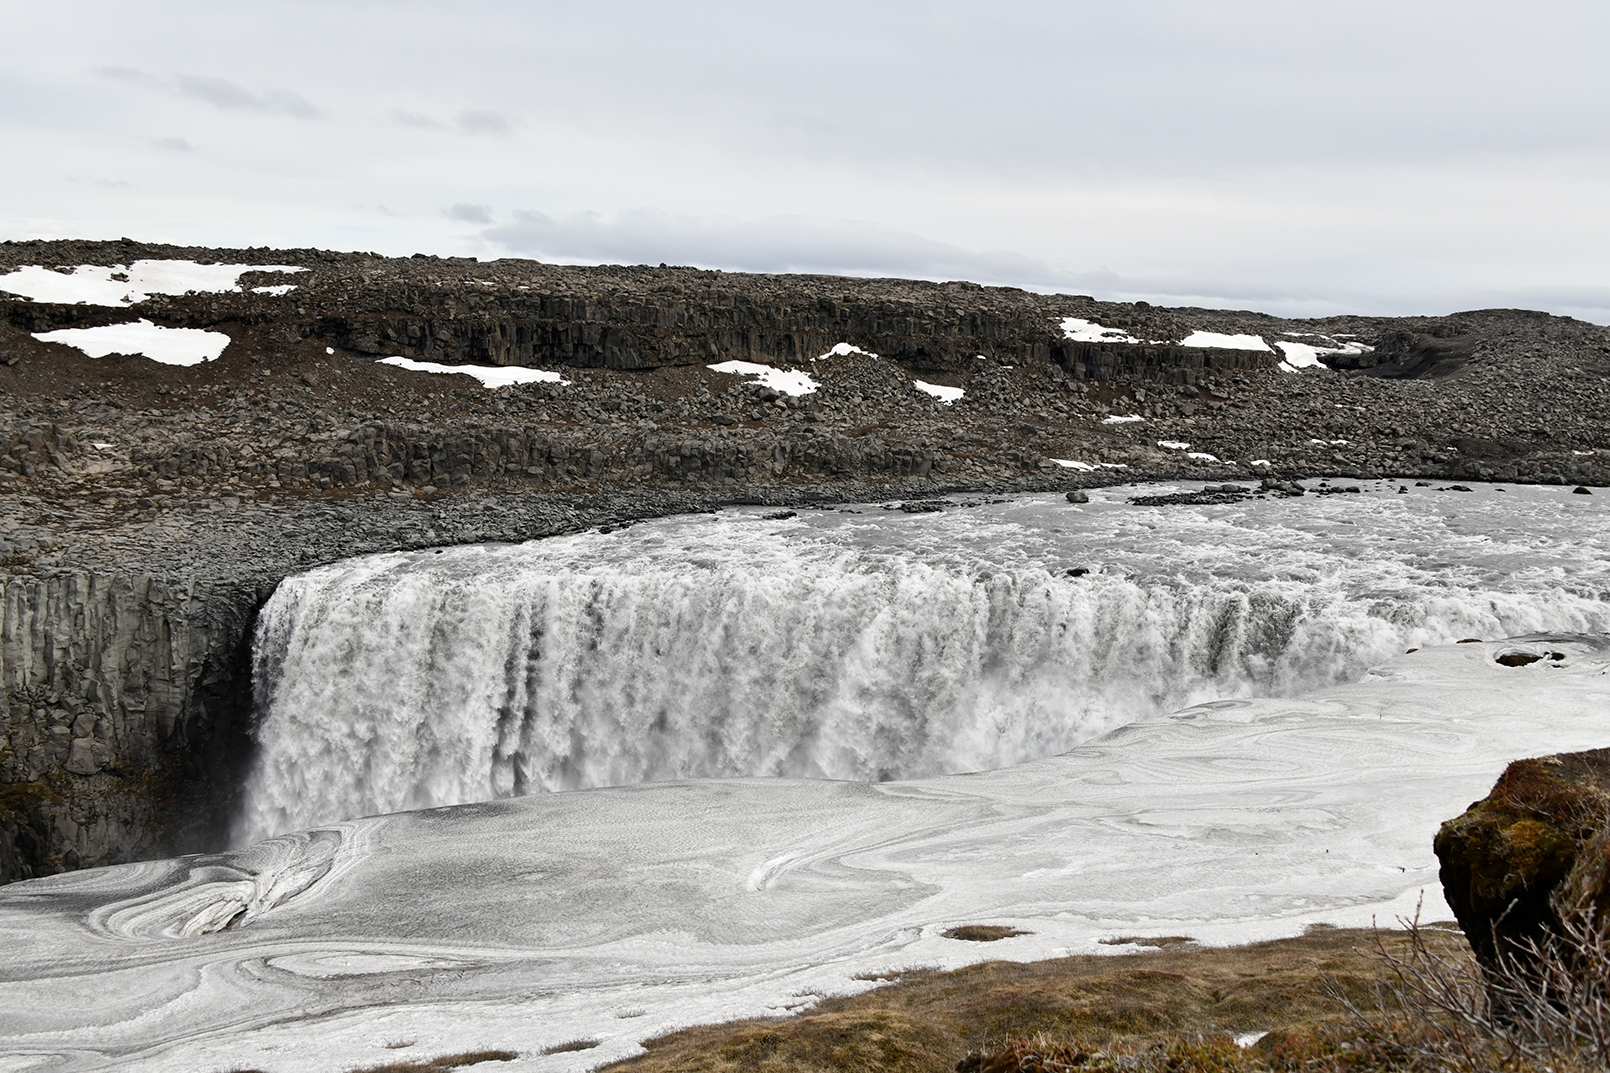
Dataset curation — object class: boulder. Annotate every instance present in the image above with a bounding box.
[1434,749,1610,971]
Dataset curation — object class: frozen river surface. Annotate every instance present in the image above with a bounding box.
[1,482,1608,1071]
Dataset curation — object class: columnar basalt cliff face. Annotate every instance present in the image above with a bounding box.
[0,572,258,883]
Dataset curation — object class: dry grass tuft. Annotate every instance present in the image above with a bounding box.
[1098,936,1197,948]
[944,925,1032,942]
[345,1049,519,1072]
[540,1038,600,1055]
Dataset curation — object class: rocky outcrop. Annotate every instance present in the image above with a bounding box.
[1434,748,1610,971]
[0,571,259,883]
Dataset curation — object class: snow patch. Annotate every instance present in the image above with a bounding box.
[707,360,819,396]
[1180,330,1271,352]
[1276,338,1374,373]
[252,285,298,297]
[1060,318,1150,345]
[1250,459,1272,467]
[1157,440,1191,450]
[379,357,571,389]
[1187,452,1222,463]
[1051,459,1127,470]
[813,342,876,361]
[32,319,231,366]
[0,260,306,306]
[1103,414,1144,424]
[913,380,964,403]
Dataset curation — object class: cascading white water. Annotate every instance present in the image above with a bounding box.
[238,483,1610,843]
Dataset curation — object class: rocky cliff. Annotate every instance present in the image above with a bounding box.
[0,571,258,883]
[2,238,1610,881]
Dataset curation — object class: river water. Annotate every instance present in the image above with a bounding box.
[7,478,1610,1072]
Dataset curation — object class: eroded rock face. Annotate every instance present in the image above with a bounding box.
[0,571,258,884]
[1434,749,1610,969]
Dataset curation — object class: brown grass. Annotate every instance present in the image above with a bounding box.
[944,925,1032,942]
[345,1050,519,1073]
[600,928,1448,1073]
[540,1038,600,1055]
[1099,935,1198,948]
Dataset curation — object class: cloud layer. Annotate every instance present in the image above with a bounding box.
[5,1,1609,322]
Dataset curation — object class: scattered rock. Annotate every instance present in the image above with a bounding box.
[1574,486,1593,495]
[1065,490,1089,504]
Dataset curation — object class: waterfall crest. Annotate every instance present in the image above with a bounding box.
[238,491,1610,843]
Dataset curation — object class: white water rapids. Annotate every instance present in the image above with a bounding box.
[239,481,1610,843]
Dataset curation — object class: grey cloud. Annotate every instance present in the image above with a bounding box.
[152,137,192,152]
[455,110,511,136]
[175,75,319,119]
[97,66,161,87]
[391,108,443,129]
[447,203,494,224]
[482,209,1071,288]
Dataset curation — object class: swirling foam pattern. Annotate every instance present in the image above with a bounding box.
[241,484,1610,841]
[1,484,1606,1072]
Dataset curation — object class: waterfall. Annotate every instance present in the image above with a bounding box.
[237,492,1610,843]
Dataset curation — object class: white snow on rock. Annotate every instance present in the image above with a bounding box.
[1250,459,1272,467]
[1157,440,1191,450]
[1050,460,1127,470]
[1187,451,1222,462]
[1102,414,1144,424]
[1276,336,1375,373]
[913,380,964,403]
[1180,330,1272,352]
[707,360,819,396]
[1059,317,1149,345]
[251,285,298,297]
[813,342,876,361]
[379,357,571,389]
[0,261,306,306]
[32,319,231,366]
[806,342,967,403]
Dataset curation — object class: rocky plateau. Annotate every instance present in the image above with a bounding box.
[2,236,1609,884]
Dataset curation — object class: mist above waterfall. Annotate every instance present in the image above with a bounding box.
[239,484,1610,843]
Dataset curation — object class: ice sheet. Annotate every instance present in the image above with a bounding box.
[31,319,231,366]
[0,260,305,306]
[3,637,1609,1072]
[378,357,570,389]
[706,360,820,396]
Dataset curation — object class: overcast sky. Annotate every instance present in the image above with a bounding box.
[4,1,1608,321]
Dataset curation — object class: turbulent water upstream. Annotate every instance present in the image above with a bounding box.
[239,481,1610,843]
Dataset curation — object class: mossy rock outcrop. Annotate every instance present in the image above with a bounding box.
[1435,748,1610,969]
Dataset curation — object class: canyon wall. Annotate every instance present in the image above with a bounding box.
[0,571,258,883]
